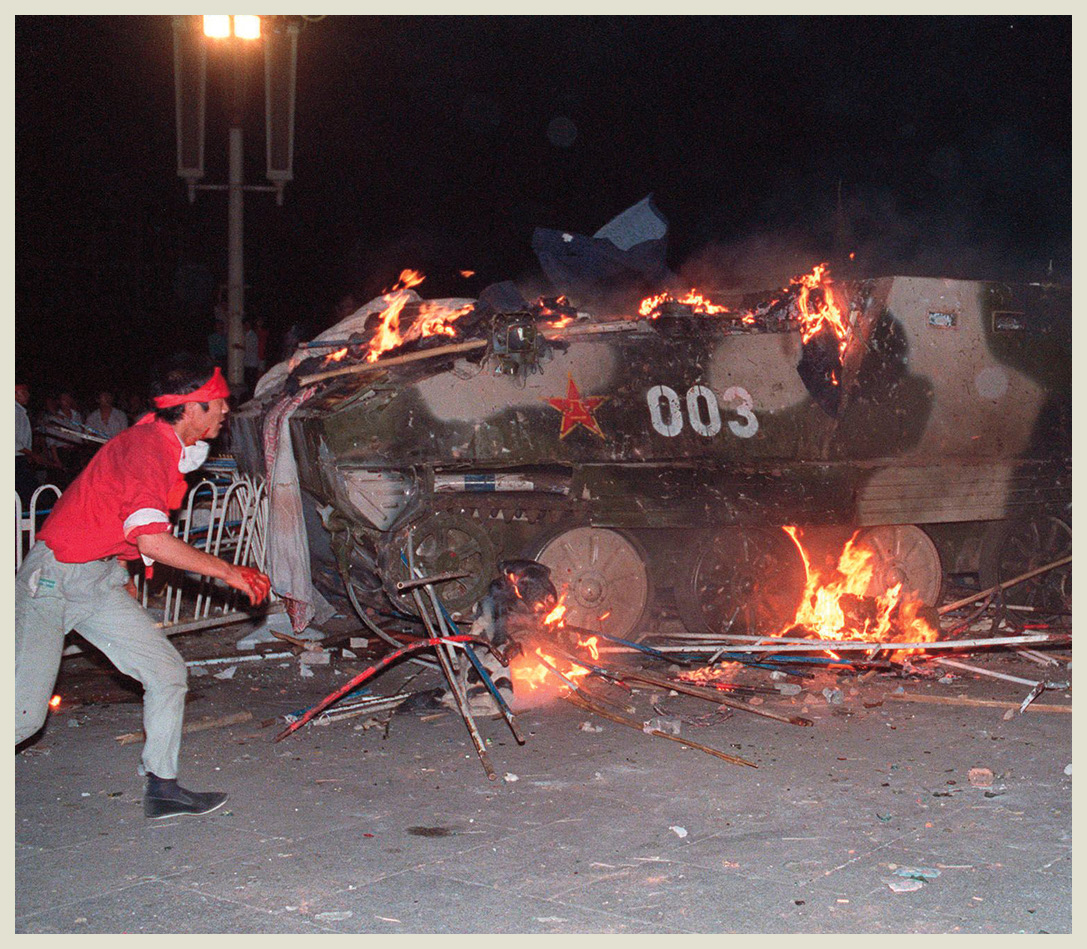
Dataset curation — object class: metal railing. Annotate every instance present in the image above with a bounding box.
[16,474,273,634]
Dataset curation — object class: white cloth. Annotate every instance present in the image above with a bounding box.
[85,408,129,440]
[15,401,32,454]
[263,389,334,632]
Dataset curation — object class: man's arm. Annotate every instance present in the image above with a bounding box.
[135,531,271,606]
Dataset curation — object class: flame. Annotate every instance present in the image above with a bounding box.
[577,635,599,660]
[638,288,731,318]
[49,694,61,709]
[793,263,851,355]
[459,270,475,278]
[680,663,743,685]
[542,601,567,626]
[364,295,473,363]
[779,526,937,657]
[326,347,348,362]
[510,646,590,695]
[389,269,425,291]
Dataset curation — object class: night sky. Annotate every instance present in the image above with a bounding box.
[15,15,1071,401]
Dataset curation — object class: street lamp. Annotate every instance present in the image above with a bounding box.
[173,15,299,392]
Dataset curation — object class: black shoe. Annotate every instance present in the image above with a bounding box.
[144,774,228,819]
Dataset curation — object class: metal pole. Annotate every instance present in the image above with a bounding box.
[227,124,245,390]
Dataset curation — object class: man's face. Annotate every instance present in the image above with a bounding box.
[189,397,230,440]
[15,385,30,406]
[98,392,113,409]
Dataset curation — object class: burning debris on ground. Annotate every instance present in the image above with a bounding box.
[259,534,1070,781]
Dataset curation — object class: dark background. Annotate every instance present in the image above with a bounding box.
[16,15,1071,401]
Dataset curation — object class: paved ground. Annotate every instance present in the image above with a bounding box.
[13,618,1073,934]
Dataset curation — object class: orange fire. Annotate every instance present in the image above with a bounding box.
[779,526,937,656]
[792,263,851,355]
[510,646,591,695]
[49,694,61,709]
[364,292,474,364]
[389,269,425,291]
[638,289,732,318]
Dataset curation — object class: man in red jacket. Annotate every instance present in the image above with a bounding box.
[15,356,271,819]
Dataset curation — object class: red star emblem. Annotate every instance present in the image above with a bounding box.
[545,374,607,439]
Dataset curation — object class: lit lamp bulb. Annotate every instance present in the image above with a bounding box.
[203,15,231,38]
[202,15,261,40]
[233,15,261,40]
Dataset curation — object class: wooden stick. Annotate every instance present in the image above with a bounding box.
[885,693,1071,714]
[297,339,485,386]
[620,669,813,727]
[937,555,1071,615]
[562,692,757,768]
[116,710,253,745]
[295,319,645,387]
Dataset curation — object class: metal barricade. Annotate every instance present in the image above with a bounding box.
[16,474,271,634]
[15,484,62,571]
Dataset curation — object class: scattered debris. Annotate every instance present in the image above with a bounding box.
[1064,763,1072,776]
[213,665,237,680]
[644,716,681,736]
[669,825,688,838]
[968,767,994,788]
[886,693,1070,714]
[894,866,941,881]
[578,721,603,732]
[503,772,519,783]
[314,911,353,922]
[822,688,844,705]
[884,877,924,893]
[116,711,253,746]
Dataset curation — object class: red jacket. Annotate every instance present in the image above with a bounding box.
[38,418,186,563]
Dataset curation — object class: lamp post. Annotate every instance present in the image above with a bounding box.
[173,15,299,393]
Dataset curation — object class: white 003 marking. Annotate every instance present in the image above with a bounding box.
[646,384,759,439]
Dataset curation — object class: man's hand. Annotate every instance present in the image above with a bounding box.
[135,531,271,607]
[225,565,271,606]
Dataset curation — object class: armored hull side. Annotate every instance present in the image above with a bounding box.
[234,276,1070,636]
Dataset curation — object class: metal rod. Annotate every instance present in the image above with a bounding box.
[561,692,757,769]
[406,547,496,781]
[419,575,525,741]
[396,570,469,592]
[274,635,483,740]
[936,555,1071,615]
[535,653,634,714]
[599,632,1065,654]
[620,669,813,727]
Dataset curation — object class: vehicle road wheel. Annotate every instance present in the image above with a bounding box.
[380,513,497,621]
[676,527,805,636]
[533,526,651,641]
[978,516,1071,614]
[856,524,943,607]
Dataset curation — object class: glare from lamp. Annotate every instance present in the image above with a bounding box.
[233,15,261,40]
[203,15,231,39]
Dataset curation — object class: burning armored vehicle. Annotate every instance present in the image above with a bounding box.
[231,266,1071,641]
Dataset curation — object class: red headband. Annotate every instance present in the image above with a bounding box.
[152,366,231,409]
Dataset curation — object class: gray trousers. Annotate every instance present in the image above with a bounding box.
[15,542,188,779]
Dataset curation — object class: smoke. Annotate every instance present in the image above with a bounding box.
[675,181,1069,290]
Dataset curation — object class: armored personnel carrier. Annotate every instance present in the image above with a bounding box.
[232,270,1071,639]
